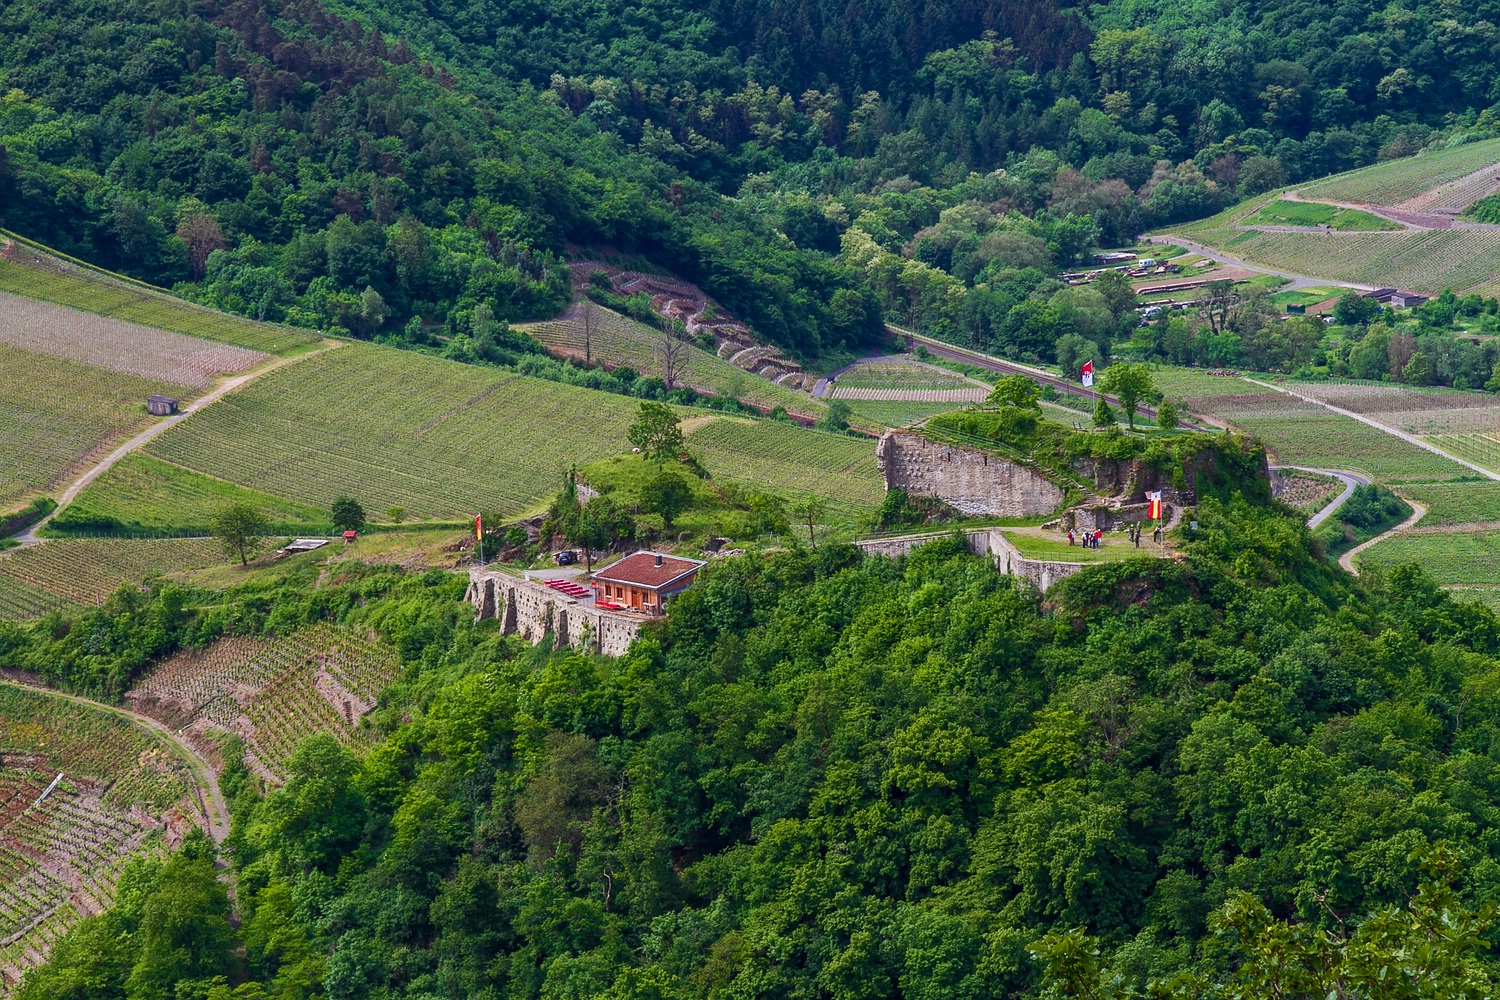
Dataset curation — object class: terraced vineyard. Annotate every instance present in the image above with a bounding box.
[843,399,962,428]
[0,538,225,619]
[1358,530,1500,585]
[0,291,268,388]
[127,625,401,782]
[0,344,195,510]
[832,361,982,391]
[0,242,319,356]
[58,454,330,537]
[1299,138,1500,205]
[0,684,202,991]
[517,306,815,412]
[146,344,642,519]
[685,418,885,513]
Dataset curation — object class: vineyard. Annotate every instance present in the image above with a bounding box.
[516,307,814,412]
[685,418,885,513]
[58,454,330,537]
[1358,530,1500,586]
[146,344,642,519]
[1395,481,1500,526]
[1298,138,1500,206]
[0,246,319,356]
[0,290,269,389]
[842,399,962,428]
[1151,368,1276,401]
[1195,394,1469,481]
[0,684,202,991]
[832,362,984,392]
[126,625,401,782]
[0,538,225,619]
[1173,227,1500,294]
[1240,200,1399,231]
[0,344,193,510]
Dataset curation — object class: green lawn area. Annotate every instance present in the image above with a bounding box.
[1241,200,1401,231]
[1000,528,1156,562]
[1271,286,1346,308]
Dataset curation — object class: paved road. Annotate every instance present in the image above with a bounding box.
[12,341,340,546]
[1273,466,1370,528]
[0,679,230,845]
[1340,501,1427,575]
[1143,235,1372,292]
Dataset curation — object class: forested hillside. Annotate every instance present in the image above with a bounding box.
[9,500,1500,996]
[3,0,1499,360]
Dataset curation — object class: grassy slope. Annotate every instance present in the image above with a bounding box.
[1241,201,1400,230]
[0,343,194,510]
[0,246,319,356]
[1299,138,1500,204]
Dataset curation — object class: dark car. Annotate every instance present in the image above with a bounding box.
[555,551,577,565]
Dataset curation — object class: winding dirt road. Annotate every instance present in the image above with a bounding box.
[1339,501,1428,576]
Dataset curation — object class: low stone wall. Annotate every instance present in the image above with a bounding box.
[465,569,642,657]
[854,528,1091,592]
[876,432,1063,517]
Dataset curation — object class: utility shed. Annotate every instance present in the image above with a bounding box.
[591,551,706,615]
[146,395,179,416]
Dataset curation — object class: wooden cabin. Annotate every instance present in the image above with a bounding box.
[591,551,706,615]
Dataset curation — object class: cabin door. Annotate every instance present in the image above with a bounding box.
[630,589,642,609]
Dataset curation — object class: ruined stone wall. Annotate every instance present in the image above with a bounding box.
[465,570,642,657]
[876,432,1064,517]
[854,527,1090,592]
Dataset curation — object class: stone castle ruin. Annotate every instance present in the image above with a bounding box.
[466,569,642,656]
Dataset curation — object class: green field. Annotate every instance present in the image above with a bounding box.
[685,418,885,514]
[1395,480,1500,525]
[0,537,226,618]
[1270,286,1346,308]
[55,454,331,537]
[0,247,319,356]
[1001,528,1151,562]
[517,305,818,413]
[0,344,193,510]
[1241,200,1400,231]
[1150,367,1275,400]
[1358,529,1500,585]
[1299,137,1500,205]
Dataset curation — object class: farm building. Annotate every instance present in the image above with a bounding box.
[1362,287,1397,302]
[146,395,179,416]
[1391,290,1430,308]
[592,551,706,615]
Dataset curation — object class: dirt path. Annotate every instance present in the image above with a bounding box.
[14,340,341,546]
[1244,378,1500,482]
[1340,501,1427,575]
[0,679,230,845]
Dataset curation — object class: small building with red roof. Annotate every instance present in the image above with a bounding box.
[591,550,706,615]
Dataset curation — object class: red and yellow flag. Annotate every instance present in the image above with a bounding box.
[1147,491,1162,520]
[475,513,483,540]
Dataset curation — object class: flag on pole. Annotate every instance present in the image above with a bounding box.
[1146,490,1162,520]
[475,513,483,541]
[1081,360,1094,387]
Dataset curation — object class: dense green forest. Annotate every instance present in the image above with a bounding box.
[4,0,1500,362]
[11,493,1500,997]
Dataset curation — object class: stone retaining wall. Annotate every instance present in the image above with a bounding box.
[853,528,1092,593]
[876,432,1064,517]
[465,569,642,657]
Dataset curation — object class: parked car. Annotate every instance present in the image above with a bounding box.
[555,550,577,565]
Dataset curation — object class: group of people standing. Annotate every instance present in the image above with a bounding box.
[1067,523,1163,549]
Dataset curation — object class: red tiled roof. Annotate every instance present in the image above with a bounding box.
[592,551,704,590]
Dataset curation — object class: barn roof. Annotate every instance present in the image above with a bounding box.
[592,551,705,590]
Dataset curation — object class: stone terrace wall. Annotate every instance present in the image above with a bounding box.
[466,569,642,657]
[853,528,1090,593]
[876,432,1063,517]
